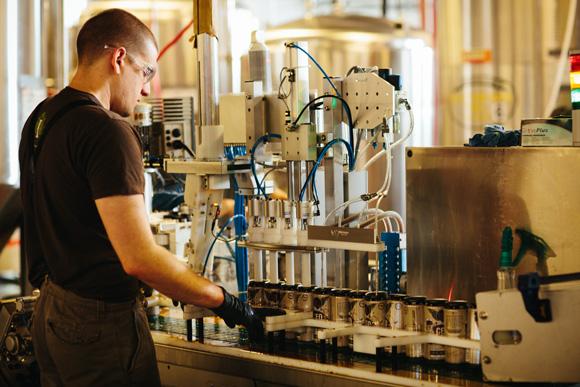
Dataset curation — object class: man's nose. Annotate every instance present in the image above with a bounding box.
[141,81,150,97]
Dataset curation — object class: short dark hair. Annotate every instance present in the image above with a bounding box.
[76,8,158,66]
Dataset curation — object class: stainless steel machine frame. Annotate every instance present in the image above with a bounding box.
[406,146,580,302]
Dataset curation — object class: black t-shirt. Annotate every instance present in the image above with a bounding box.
[19,87,145,302]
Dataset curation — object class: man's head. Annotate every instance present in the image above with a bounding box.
[77,8,158,67]
[76,9,158,116]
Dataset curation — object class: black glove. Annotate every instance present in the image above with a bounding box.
[211,287,264,343]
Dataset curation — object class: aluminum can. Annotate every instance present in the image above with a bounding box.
[247,280,266,307]
[331,288,351,347]
[297,285,314,312]
[280,283,298,310]
[313,287,333,343]
[349,290,367,325]
[296,285,315,342]
[332,288,351,322]
[364,291,388,326]
[264,282,282,308]
[348,290,366,348]
[466,303,481,364]
[404,296,426,358]
[444,300,468,364]
[424,298,446,361]
[386,293,407,354]
[313,287,333,320]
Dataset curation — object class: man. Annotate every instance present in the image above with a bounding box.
[19,9,262,386]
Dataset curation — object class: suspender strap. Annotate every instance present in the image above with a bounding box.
[29,99,99,173]
[27,99,47,172]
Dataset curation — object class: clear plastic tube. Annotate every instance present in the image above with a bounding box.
[497,267,516,290]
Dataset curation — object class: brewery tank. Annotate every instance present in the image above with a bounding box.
[261,13,435,221]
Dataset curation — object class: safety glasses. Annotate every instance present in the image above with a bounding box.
[104,45,156,83]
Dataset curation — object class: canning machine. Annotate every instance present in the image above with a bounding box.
[136,2,580,386]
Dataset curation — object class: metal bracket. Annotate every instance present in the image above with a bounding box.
[517,272,552,322]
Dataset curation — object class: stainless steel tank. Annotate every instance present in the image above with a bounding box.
[437,0,576,145]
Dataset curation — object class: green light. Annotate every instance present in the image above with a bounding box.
[572,89,580,104]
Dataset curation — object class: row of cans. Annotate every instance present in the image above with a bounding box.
[247,281,390,325]
[407,297,480,365]
[247,281,480,364]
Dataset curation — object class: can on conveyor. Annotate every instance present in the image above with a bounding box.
[348,290,367,349]
[424,298,446,361]
[331,288,351,347]
[297,285,314,312]
[386,293,407,354]
[404,296,426,358]
[247,280,266,307]
[313,287,333,343]
[364,291,388,327]
[265,282,282,308]
[280,283,298,310]
[444,300,468,364]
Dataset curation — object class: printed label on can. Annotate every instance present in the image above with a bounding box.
[313,295,331,320]
[280,291,296,310]
[365,300,386,326]
[425,306,444,335]
[387,301,404,329]
[404,305,423,331]
[248,286,264,306]
[445,315,466,335]
[425,305,445,360]
[334,298,350,322]
[266,289,280,308]
[297,292,313,312]
[349,299,366,325]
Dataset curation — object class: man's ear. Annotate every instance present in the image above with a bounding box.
[110,47,127,75]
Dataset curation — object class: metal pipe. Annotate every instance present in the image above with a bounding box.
[0,0,20,185]
[286,41,309,125]
[31,0,42,77]
[196,33,220,127]
[287,161,296,202]
[305,161,313,201]
[55,0,65,90]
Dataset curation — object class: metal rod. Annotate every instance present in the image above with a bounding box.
[187,319,193,342]
[196,33,219,127]
[196,318,204,343]
[269,251,278,283]
[285,252,295,285]
[306,161,313,201]
[287,161,296,201]
[538,272,580,285]
[302,253,312,286]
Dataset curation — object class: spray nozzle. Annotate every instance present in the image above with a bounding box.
[499,227,556,269]
[500,226,514,268]
[513,229,556,267]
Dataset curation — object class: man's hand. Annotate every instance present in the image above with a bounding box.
[211,287,264,343]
